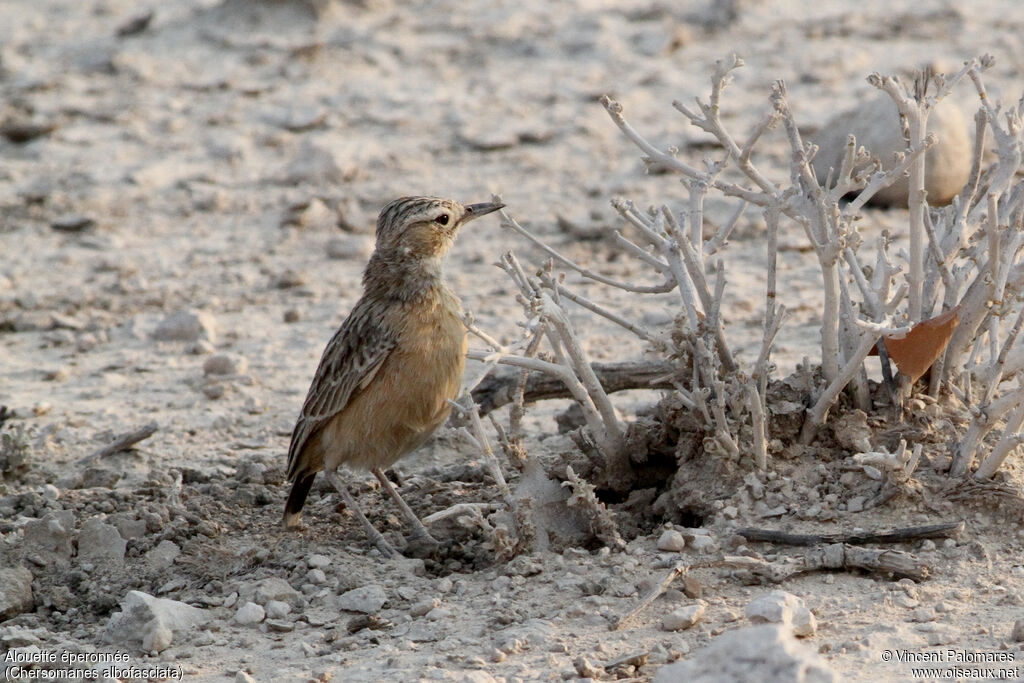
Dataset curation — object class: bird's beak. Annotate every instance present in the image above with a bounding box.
[461,202,505,224]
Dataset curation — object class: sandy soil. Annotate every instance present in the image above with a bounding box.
[3,0,1024,681]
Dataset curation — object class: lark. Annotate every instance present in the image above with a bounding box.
[282,196,503,557]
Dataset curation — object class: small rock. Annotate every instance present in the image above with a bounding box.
[652,625,837,682]
[203,353,248,376]
[247,577,302,607]
[830,410,872,452]
[656,529,686,552]
[410,598,441,617]
[80,467,121,489]
[266,618,295,632]
[23,511,75,565]
[104,591,210,652]
[0,566,34,619]
[338,585,387,614]
[235,602,266,625]
[77,517,127,566]
[265,600,291,619]
[283,309,301,323]
[40,484,60,500]
[307,554,330,569]
[746,590,817,637]
[661,601,706,631]
[153,310,217,343]
[305,569,327,585]
[235,671,256,683]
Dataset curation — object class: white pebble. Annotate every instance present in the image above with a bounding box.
[234,601,265,625]
[307,554,330,569]
[746,590,817,637]
[305,569,327,585]
[656,530,686,552]
[661,601,706,631]
[337,585,387,614]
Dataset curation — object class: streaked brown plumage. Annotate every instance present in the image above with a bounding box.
[282,196,503,556]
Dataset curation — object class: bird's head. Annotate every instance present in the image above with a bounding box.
[374,196,504,260]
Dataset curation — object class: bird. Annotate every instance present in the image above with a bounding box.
[282,195,504,557]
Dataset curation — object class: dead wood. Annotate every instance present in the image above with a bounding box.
[736,521,963,546]
[471,360,676,415]
[78,422,158,465]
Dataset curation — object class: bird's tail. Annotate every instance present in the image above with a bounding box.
[282,472,317,528]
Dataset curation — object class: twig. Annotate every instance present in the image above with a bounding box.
[470,359,677,415]
[500,209,674,294]
[612,562,691,630]
[736,521,964,546]
[613,542,933,630]
[78,422,158,464]
[745,380,767,470]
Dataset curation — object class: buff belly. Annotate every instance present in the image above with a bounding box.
[319,307,466,472]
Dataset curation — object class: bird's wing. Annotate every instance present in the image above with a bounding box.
[285,301,397,481]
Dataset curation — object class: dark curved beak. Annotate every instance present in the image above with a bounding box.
[462,202,504,224]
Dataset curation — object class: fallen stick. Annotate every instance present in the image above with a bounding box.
[471,360,676,414]
[801,544,928,581]
[613,544,932,630]
[78,422,158,465]
[612,562,691,631]
[736,521,963,546]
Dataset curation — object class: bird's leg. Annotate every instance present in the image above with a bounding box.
[372,468,439,546]
[324,470,397,559]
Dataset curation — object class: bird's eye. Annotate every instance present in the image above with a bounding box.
[434,214,450,226]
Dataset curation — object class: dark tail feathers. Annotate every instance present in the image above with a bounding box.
[282,472,317,528]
